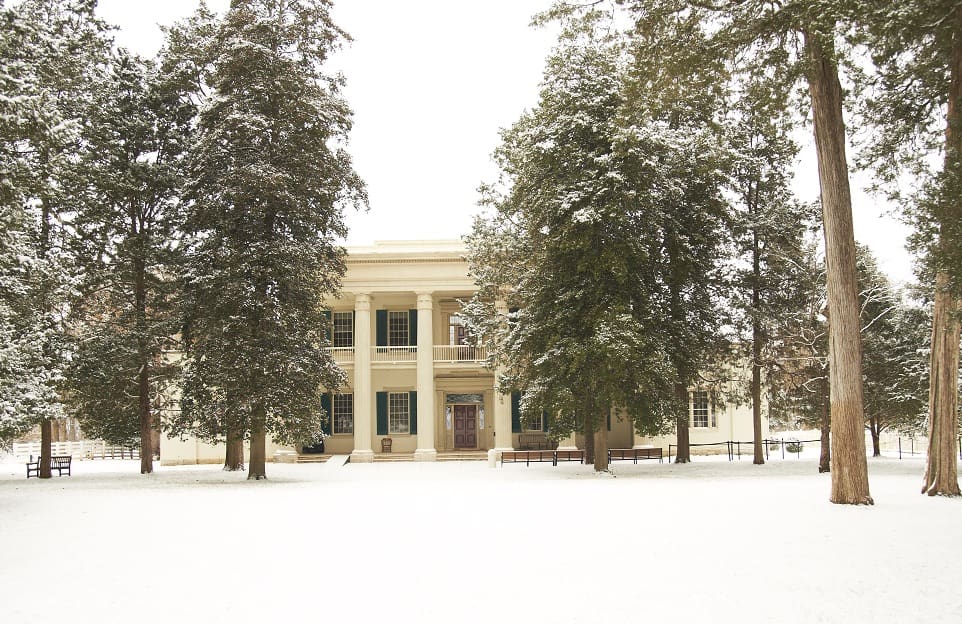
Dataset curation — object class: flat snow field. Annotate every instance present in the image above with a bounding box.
[1,454,959,624]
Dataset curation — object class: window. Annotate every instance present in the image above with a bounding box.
[449,314,468,346]
[388,392,410,434]
[690,391,711,428]
[333,393,353,434]
[333,311,353,348]
[523,411,543,432]
[388,311,409,346]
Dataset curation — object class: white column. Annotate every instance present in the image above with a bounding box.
[351,293,374,463]
[414,292,437,461]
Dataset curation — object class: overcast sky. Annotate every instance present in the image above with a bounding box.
[95,0,913,284]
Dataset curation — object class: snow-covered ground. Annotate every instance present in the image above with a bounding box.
[1,453,959,623]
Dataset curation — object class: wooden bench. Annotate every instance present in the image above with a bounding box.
[500,449,585,466]
[608,447,663,464]
[518,433,551,450]
[554,449,585,464]
[26,455,72,478]
[500,450,555,466]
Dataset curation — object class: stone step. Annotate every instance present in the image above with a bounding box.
[295,454,332,464]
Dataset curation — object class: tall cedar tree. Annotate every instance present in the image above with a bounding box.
[618,3,733,463]
[0,0,108,471]
[179,0,365,480]
[855,1,962,496]
[620,0,872,502]
[64,50,192,474]
[728,67,816,465]
[856,250,929,457]
[466,11,729,470]
[157,5,247,470]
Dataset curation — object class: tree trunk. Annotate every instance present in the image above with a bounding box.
[248,413,267,480]
[39,418,52,478]
[583,413,595,465]
[138,362,153,474]
[870,419,881,458]
[922,5,962,498]
[674,383,690,463]
[751,319,764,465]
[804,29,872,505]
[225,430,245,471]
[923,275,961,495]
[818,394,831,473]
[750,201,765,465]
[593,407,610,472]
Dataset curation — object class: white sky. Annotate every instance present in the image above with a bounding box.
[95,0,914,285]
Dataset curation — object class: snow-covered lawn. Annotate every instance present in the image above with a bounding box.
[1,455,959,623]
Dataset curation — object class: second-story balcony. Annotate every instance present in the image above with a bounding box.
[326,345,489,366]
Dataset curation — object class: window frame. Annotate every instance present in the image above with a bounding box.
[690,390,712,429]
[332,311,354,348]
[388,391,410,435]
[387,310,409,347]
[332,393,354,435]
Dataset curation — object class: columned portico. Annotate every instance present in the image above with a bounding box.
[414,292,437,461]
[351,293,375,463]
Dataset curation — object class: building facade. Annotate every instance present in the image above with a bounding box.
[161,240,767,465]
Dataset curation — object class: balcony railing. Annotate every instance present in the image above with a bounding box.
[325,345,488,364]
[371,346,417,362]
[433,345,487,363]
[329,347,355,364]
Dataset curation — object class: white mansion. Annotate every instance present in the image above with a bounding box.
[161,240,766,465]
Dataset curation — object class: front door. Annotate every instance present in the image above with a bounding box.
[453,405,477,449]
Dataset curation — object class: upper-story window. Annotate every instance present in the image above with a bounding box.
[690,390,715,428]
[449,314,468,346]
[332,311,354,348]
[388,311,409,346]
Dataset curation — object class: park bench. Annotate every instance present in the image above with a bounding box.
[554,449,585,464]
[26,455,72,478]
[608,447,663,464]
[500,449,585,466]
[500,450,555,466]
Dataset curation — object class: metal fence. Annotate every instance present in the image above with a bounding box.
[667,436,962,462]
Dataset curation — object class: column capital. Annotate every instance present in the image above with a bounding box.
[354,292,371,310]
[416,292,434,309]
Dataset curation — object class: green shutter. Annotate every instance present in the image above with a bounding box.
[409,390,417,435]
[607,411,611,431]
[542,410,549,433]
[322,310,332,342]
[321,393,332,435]
[511,391,521,433]
[376,310,387,346]
[351,311,355,348]
[408,309,418,346]
[376,392,388,435]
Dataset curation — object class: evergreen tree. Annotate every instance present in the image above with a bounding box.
[727,75,817,465]
[63,48,193,474]
[856,250,929,457]
[177,0,365,480]
[466,10,731,471]
[0,0,109,470]
[619,2,734,463]
[854,1,962,496]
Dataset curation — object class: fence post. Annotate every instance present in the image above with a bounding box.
[764,439,769,461]
[736,441,741,460]
[781,438,785,460]
[898,437,902,460]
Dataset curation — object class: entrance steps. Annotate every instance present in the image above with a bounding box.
[295,454,332,464]
[437,451,488,462]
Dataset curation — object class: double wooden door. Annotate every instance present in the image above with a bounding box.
[453,405,477,449]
